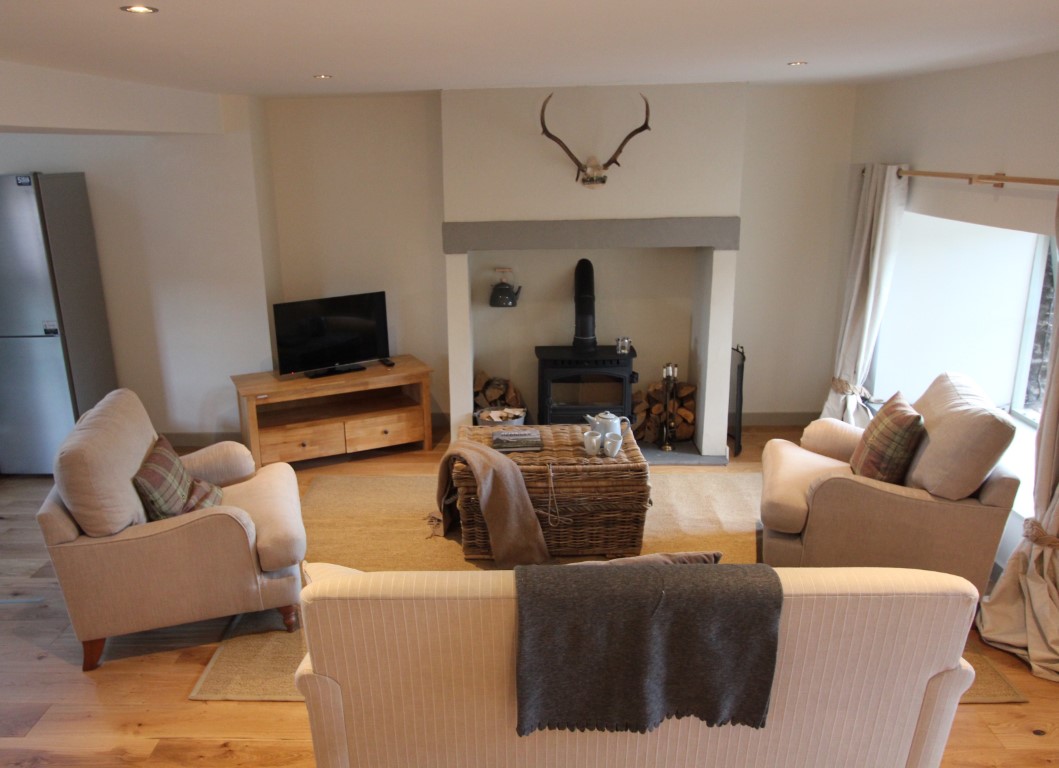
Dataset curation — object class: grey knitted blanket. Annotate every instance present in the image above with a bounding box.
[514,563,783,735]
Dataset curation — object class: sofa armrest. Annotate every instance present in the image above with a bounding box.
[180,441,256,486]
[905,659,976,768]
[221,462,306,571]
[296,653,350,768]
[45,506,262,641]
[36,487,82,546]
[800,418,863,462]
[803,475,1008,594]
[761,438,851,534]
[977,461,1020,510]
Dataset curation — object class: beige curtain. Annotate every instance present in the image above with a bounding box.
[821,164,908,426]
[977,195,1059,680]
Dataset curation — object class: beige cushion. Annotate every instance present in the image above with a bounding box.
[53,388,156,537]
[906,372,1016,501]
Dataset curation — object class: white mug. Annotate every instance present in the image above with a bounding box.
[583,430,602,456]
[603,432,623,458]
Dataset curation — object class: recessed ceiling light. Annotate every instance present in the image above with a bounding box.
[313,74,333,80]
[120,5,158,13]
[787,60,809,67]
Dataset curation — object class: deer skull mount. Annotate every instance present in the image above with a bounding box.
[540,93,651,187]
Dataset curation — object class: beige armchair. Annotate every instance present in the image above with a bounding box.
[760,373,1020,595]
[36,388,306,670]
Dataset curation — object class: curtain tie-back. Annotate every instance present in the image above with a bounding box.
[1023,518,1059,548]
[830,377,871,399]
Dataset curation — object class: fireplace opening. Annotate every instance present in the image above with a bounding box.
[536,345,637,424]
[549,377,623,408]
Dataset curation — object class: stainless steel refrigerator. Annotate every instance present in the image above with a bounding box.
[0,172,117,474]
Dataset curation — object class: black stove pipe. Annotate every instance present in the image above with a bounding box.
[573,258,597,351]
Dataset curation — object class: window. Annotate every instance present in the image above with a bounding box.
[1011,236,1058,426]
[872,212,1040,407]
[872,215,1049,523]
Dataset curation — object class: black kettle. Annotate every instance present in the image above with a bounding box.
[489,278,522,307]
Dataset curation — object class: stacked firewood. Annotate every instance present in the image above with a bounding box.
[473,370,526,412]
[632,380,697,445]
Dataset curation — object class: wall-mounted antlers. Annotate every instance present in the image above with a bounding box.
[540,93,651,186]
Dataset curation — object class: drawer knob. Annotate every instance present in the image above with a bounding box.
[382,429,389,435]
[300,441,308,448]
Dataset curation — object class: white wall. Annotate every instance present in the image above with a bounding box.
[442,84,858,423]
[735,85,858,420]
[441,85,746,221]
[873,212,1039,406]
[0,63,278,436]
[853,51,1059,238]
[264,93,449,413]
[0,132,273,434]
[6,51,1052,439]
[0,60,224,134]
[224,96,284,311]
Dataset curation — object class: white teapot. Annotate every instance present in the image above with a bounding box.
[583,411,631,439]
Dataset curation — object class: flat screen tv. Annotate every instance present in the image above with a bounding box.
[273,291,390,377]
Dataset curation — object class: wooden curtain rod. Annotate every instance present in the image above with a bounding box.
[897,168,1059,189]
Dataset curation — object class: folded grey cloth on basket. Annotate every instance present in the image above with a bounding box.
[514,563,783,735]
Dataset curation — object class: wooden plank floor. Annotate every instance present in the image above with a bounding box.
[1,426,1055,766]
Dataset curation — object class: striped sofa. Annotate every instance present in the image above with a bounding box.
[296,563,976,768]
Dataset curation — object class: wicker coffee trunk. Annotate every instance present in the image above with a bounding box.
[451,424,651,559]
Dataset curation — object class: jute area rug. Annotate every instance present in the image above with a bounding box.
[301,471,762,571]
[191,471,761,701]
[190,471,1027,705]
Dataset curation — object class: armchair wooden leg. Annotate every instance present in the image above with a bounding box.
[82,638,106,671]
[277,605,299,632]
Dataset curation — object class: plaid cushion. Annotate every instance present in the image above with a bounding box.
[133,435,222,521]
[850,392,926,484]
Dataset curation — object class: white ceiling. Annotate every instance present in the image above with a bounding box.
[3,1,1059,97]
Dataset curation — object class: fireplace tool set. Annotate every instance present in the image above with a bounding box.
[660,362,679,451]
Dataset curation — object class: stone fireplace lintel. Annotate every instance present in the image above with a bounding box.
[442,216,740,254]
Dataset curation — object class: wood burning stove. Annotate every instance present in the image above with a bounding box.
[536,345,637,424]
[536,257,638,424]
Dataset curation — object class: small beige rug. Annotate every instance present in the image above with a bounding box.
[961,633,1028,704]
[189,609,304,701]
[190,470,762,701]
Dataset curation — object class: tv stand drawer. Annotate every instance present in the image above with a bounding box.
[345,407,424,452]
[259,422,346,464]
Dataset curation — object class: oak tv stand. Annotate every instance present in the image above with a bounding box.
[231,354,433,467]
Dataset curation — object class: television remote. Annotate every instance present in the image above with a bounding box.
[379,358,396,367]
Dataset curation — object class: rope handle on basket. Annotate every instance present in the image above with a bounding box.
[536,463,571,527]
